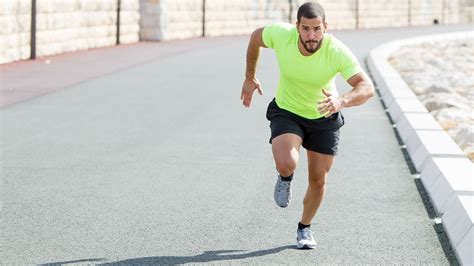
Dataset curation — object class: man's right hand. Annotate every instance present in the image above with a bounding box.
[240,77,264,107]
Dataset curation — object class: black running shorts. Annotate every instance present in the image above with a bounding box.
[266,98,344,155]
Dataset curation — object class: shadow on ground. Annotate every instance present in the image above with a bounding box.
[40,245,295,265]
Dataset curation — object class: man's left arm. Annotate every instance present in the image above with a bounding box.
[318,72,375,117]
[340,72,375,107]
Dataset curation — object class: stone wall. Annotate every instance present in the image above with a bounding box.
[0,1,31,64]
[139,0,289,40]
[358,0,411,28]
[291,0,357,29]
[35,0,139,58]
[205,0,290,37]
[139,0,471,42]
[0,0,140,64]
[291,0,463,29]
[459,0,474,24]
[139,0,203,41]
[1,0,472,64]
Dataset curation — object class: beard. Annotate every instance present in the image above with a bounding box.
[299,36,322,54]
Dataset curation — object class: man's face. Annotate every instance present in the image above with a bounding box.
[296,16,327,53]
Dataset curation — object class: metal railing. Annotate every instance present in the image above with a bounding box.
[30,0,36,59]
[28,0,123,60]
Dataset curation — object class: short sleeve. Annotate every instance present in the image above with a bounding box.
[262,23,292,50]
[335,41,362,80]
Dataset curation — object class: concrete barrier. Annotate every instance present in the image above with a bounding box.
[367,31,474,265]
[442,195,474,265]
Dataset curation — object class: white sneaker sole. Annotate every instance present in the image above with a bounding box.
[297,242,316,249]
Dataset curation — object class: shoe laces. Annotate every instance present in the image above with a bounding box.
[301,228,313,240]
[277,180,290,192]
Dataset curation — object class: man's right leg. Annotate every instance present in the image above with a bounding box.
[271,133,303,207]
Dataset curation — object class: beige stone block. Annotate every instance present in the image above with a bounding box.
[57,41,74,54]
[62,12,83,28]
[63,28,80,42]
[120,24,140,35]
[74,27,85,39]
[18,32,30,46]
[139,1,164,15]
[1,33,29,50]
[460,6,473,23]
[140,16,163,27]
[18,14,32,32]
[35,13,47,30]
[0,1,15,16]
[37,0,57,13]
[84,11,116,26]
[120,34,139,44]
[80,0,114,12]
[49,13,66,30]
[167,31,198,40]
[1,49,20,64]
[169,10,202,22]
[0,0,31,16]
[37,43,59,57]
[0,16,18,35]
[18,0,32,13]
[120,11,140,23]
[122,0,140,10]
[38,28,75,44]
[99,0,117,11]
[73,12,97,27]
[56,42,72,55]
[60,13,82,29]
[19,45,30,58]
[98,36,115,47]
[61,0,76,12]
[83,25,115,38]
[64,39,87,51]
[36,30,54,44]
[0,34,15,50]
[140,27,165,41]
[169,0,201,11]
[0,55,10,65]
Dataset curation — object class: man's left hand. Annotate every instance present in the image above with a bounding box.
[317,89,345,118]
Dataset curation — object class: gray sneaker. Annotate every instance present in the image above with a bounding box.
[297,227,316,249]
[274,176,292,208]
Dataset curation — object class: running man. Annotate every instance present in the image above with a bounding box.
[240,2,374,249]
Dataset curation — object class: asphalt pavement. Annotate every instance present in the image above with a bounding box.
[1,24,472,264]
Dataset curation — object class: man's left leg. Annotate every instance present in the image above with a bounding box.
[301,150,335,224]
[296,150,335,249]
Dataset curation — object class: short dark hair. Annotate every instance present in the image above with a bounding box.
[297,2,325,23]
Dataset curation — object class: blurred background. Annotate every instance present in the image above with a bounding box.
[1,0,473,64]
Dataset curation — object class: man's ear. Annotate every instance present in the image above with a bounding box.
[324,22,328,32]
[296,21,300,33]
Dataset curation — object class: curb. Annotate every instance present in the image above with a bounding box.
[367,31,474,265]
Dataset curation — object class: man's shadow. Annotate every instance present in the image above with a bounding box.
[41,245,295,265]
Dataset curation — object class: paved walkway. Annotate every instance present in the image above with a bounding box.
[1,24,472,264]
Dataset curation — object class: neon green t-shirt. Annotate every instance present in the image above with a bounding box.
[262,22,361,119]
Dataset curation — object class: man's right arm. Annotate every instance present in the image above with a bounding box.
[241,27,267,108]
[245,27,267,79]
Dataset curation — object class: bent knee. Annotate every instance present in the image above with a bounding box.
[275,159,297,176]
